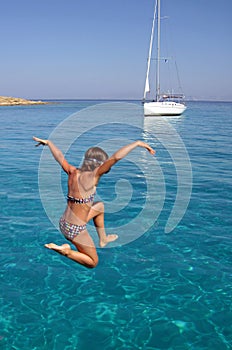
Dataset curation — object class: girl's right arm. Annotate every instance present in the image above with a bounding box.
[111,140,155,159]
[95,140,155,177]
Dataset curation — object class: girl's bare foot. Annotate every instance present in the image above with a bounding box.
[100,234,118,248]
[44,243,71,256]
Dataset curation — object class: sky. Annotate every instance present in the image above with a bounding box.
[0,0,232,101]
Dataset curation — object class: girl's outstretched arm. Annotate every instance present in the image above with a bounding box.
[112,140,155,159]
[96,140,155,177]
[33,137,75,174]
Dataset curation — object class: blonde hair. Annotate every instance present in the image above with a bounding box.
[80,147,108,171]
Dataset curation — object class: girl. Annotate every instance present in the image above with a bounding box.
[33,137,155,268]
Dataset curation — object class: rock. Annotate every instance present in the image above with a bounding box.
[0,96,49,106]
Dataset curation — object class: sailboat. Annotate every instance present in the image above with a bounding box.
[143,0,186,117]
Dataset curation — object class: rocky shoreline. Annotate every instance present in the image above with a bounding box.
[0,96,48,106]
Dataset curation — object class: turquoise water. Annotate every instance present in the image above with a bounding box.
[0,101,231,349]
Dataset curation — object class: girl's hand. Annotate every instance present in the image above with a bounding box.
[138,141,155,155]
[33,136,48,147]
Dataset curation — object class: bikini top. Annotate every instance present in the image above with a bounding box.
[67,192,95,204]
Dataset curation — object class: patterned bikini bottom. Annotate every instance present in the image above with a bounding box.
[59,217,86,241]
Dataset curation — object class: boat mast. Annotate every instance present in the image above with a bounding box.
[156,0,161,101]
[143,1,157,100]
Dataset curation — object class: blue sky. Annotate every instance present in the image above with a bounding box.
[1,0,232,101]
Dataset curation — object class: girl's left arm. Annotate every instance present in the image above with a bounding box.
[33,137,75,174]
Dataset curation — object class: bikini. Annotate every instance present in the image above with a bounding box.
[66,192,95,204]
[59,192,95,241]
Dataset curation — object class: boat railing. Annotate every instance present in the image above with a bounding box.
[158,93,185,103]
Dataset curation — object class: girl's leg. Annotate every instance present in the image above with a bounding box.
[87,201,118,247]
[45,230,99,268]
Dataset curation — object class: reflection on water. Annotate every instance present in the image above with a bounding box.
[143,115,192,233]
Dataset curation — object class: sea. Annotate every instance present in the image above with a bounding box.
[0,100,231,350]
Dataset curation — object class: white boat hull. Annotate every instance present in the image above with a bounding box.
[144,101,186,116]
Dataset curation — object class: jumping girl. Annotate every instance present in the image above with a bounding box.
[33,137,155,268]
